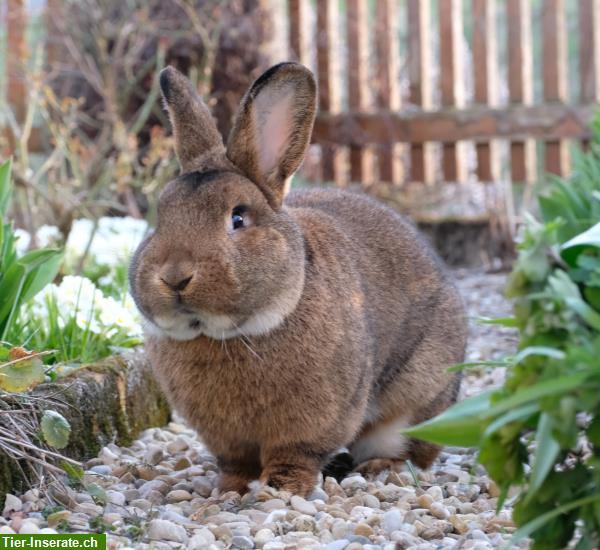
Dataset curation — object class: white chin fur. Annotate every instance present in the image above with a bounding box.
[141,282,303,342]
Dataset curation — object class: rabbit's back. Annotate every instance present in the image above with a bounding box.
[285,187,466,381]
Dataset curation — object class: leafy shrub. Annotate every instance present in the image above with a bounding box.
[9,216,147,365]
[406,119,600,548]
[0,159,62,341]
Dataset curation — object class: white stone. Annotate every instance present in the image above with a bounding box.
[106,490,126,506]
[382,509,404,534]
[340,475,368,493]
[19,522,40,535]
[147,518,188,543]
[255,528,275,547]
[2,494,22,515]
[99,446,119,464]
[290,495,317,515]
[323,540,350,550]
[189,528,216,548]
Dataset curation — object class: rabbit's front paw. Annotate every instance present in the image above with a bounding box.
[260,445,324,497]
[217,453,261,495]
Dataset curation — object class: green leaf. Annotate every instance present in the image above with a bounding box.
[483,403,539,438]
[20,248,63,302]
[41,410,71,449]
[0,352,45,392]
[526,413,561,501]
[85,482,107,506]
[485,373,591,419]
[0,158,12,217]
[61,462,84,483]
[477,317,518,327]
[504,494,600,549]
[513,346,566,364]
[402,390,492,447]
[561,222,600,266]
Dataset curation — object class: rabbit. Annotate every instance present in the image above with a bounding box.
[129,61,468,497]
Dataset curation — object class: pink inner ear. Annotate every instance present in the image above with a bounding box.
[253,89,294,178]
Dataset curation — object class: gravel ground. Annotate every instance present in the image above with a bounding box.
[1,269,521,549]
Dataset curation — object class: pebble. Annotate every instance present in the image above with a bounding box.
[255,528,275,546]
[147,519,188,543]
[291,495,317,515]
[99,446,119,464]
[324,540,350,550]
[106,490,126,506]
[382,509,403,534]
[89,465,112,476]
[429,502,449,520]
[354,522,374,537]
[231,535,255,549]
[308,487,329,502]
[341,475,368,493]
[2,495,22,515]
[166,436,189,453]
[18,522,39,534]
[192,476,214,497]
[166,489,192,503]
[144,445,164,466]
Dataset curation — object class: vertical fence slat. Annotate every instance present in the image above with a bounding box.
[439,0,466,182]
[473,0,500,181]
[542,0,569,176]
[407,0,434,184]
[346,0,369,183]
[6,0,27,124]
[317,0,342,183]
[580,0,600,103]
[375,0,401,184]
[289,0,307,64]
[507,0,536,183]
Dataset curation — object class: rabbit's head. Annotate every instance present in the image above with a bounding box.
[129,63,317,341]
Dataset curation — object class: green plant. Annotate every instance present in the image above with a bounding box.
[405,118,600,549]
[0,158,62,341]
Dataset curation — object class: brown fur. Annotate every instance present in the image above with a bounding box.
[130,62,467,497]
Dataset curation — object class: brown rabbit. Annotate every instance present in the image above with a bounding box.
[129,62,467,497]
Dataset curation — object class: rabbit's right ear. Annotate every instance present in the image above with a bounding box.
[226,62,317,209]
[159,66,224,172]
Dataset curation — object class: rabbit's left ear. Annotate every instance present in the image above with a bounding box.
[226,62,317,209]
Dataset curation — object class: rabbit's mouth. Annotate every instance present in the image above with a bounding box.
[143,278,304,341]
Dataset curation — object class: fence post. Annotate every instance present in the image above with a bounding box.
[374,0,402,185]
[542,0,569,176]
[439,0,467,182]
[6,0,27,124]
[289,0,307,64]
[407,0,435,184]
[316,0,343,184]
[346,0,371,184]
[472,0,500,182]
[507,0,536,184]
[580,1,600,104]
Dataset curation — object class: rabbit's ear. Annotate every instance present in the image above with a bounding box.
[159,66,224,172]
[226,63,317,209]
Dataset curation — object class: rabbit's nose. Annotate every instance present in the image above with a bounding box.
[160,273,193,292]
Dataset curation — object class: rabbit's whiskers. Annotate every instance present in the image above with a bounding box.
[227,316,262,362]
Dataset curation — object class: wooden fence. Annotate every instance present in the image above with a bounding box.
[288,0,599,222]
[3,0,599,226]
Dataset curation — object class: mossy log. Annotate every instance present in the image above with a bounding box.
[0,350,170,497]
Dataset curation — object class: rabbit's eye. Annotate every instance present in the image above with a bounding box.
[231,206,246,230]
